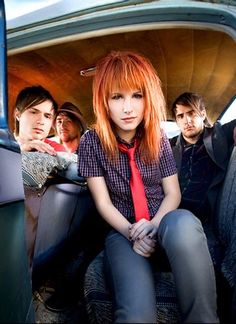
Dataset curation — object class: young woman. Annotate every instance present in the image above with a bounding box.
[14,85,65,153]
[78,51,219,323]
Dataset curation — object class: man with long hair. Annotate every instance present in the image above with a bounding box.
[171,92,236,322]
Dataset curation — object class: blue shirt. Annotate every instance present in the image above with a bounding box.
[78,129,177,222]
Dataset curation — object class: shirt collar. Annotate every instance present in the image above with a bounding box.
[181,132,204,148]
[116,129,142,148]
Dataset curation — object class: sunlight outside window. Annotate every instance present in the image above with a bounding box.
[219,97,236,125]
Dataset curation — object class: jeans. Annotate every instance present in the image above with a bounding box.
[104,209,219,323]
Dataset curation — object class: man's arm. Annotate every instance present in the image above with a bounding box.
[221,119,236,146]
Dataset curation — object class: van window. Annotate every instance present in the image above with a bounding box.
[161,121,180,139]
[219,96,236,125]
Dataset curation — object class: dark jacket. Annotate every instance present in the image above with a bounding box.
[170,119,236,218]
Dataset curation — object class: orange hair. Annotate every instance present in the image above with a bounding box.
[93,51,166,163]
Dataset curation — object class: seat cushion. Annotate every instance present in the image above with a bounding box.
[217,147,236,287]
[84,251,181,323]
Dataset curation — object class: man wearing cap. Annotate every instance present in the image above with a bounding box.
[55,102,87,153]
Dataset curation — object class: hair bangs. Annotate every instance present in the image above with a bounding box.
[105,56,146,96]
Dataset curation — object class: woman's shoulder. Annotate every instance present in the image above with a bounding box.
[80,129,101,146]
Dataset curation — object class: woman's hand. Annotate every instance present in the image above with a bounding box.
[129,219,157,257]
[133,235,156,257]
[129,219,157,241]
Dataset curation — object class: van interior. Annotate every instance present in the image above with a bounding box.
[1,0,236,323]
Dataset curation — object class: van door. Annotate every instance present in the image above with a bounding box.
[0,0,34,322]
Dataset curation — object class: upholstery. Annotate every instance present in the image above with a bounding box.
[217,147,236,287]
[84,251,181,324]
[21,152,77,188]
[22,151,88,268]
[8,29,236,127]
[0,142,34,323]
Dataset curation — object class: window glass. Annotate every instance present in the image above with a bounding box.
[5,0,123,28]
[161,121,180,139]
[219,96,236,125]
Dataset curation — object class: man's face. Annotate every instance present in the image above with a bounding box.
[16,100,54,140]
[55,113,79,143]
[175,104,206,144]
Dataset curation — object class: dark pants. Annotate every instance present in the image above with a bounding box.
[104,209,219,323]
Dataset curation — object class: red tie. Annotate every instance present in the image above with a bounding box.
[118,140,150,222]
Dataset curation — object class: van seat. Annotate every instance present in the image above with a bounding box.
[84,251,181,323]
[216,146,236,288]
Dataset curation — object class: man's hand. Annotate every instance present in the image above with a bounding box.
[18,139,56,155]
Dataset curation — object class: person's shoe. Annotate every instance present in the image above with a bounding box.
[44,292,76,312]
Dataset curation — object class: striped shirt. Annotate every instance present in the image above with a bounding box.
[78,130,177,222]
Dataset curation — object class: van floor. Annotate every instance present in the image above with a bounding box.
[32,246,97,323]
[33,284,88,323]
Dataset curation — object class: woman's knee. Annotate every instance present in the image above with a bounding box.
[159,209,201,232]
[158,209,205,249]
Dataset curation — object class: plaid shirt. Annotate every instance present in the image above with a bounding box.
[78,130,177,222]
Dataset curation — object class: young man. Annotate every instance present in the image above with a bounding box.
[14,85,65,153]
[170,92,235,226]
[55,102,87,153]
[170,92,236,322]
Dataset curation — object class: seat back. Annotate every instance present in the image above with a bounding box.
[0,0,34,320]
[0,141,35,323]
[31,183,87,267]
[30,178,105,288]
[216,146,236,287]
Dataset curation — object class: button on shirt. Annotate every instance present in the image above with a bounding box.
[77,130,177,222]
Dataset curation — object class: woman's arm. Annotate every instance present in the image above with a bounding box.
[152,173,181,227]
[130,173,181,241]
[87,176,131,239]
